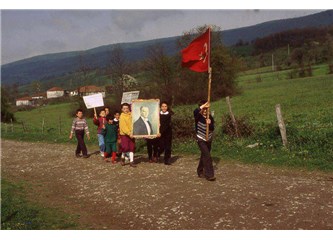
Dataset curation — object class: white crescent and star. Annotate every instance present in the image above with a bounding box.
[199,42,208,63]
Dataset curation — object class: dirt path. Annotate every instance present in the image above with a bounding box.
[1,139,333,229]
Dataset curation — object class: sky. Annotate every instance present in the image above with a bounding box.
[1,0,330,66]
[1,9,326,65]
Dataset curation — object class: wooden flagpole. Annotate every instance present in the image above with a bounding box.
[206,27,212,141]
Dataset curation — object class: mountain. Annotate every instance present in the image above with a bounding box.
[2,10,333,86]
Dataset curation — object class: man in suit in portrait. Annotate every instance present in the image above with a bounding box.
[133,106,153,135]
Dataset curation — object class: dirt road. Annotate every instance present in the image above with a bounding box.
[1,139,333,229]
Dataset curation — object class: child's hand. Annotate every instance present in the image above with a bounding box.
[87,134,90,140]
[129,134,134,139]
[156,133,161,138]
[102,124,105,129]
[69,133,73,140]
[94,113,97,119]
[200,102,210,109]
[206,119,211,124]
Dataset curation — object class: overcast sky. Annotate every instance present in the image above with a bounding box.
[1,9,325,65]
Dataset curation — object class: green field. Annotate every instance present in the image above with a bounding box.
[1,178,79,230]
[2,64,333,171]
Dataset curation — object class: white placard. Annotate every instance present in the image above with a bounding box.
[121,91,140,104]
[83,93,104,109]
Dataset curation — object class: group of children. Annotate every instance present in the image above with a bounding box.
[69,101,173,167]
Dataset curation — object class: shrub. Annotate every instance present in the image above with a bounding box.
[221,114,254,138]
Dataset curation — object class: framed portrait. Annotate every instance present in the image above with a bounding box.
[132,99,160,138]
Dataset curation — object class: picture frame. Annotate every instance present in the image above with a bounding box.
[131,99,160,138]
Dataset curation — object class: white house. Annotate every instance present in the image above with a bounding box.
[31,92,46,100]
[16,96,34,106]
[69,89,78,97]
[47,87,64,99]
[78,85,105,98]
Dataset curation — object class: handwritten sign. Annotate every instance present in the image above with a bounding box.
[121,91,140,104]
[83,93,104,109]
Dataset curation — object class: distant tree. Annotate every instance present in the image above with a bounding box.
[322,34,333,73]
[109,45,130,103]
[176,25,241,104]
[78,54,91,86]
[30,80,42,94]
[1,87,15,122]
[143,44,176,104]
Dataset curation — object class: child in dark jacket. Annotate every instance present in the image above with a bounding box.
[194,101,216,181]
[158,102,173,165]
[102,115,118,164]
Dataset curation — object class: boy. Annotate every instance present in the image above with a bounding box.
[69,109,90,158]
[158,101,173,165]
[194,101,216,181]
[119,103,137,167]
[102,115,118,164]
[93,109,106,157]
[113,110,122,157]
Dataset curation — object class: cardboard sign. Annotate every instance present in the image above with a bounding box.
[121,91,140,104]
[83,93,104,109]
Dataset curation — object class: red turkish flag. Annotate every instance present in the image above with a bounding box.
[181,28,210,72]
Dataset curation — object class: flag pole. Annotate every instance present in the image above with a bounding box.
[206,27,212,141]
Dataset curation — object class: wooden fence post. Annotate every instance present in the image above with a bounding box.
[42,118,45,133]
[59,116,62,134]
[22,121,26,132]
[275,104,288,147]
[10,118,14,132]
[226,96,239,137]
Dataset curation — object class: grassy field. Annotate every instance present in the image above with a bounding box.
[1,178,79,229]
[1,64,333,171]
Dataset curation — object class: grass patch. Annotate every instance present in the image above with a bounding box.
[1,178,79,229]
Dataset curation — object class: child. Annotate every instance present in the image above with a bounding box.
[113,110,122,157]
[146,137,159,163]
[104,107,110,116]
[69,109,90,158]
[93,109,106,157]
[102,115,118,164]
[119,103,137,167]
[194,101,216,181]
[158,101,173,165]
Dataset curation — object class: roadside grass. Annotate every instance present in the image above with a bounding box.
[1,178,79,230]
[1,64,332,171]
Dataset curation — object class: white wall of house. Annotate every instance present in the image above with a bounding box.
[47,91,64,99]
[16,100,33,106]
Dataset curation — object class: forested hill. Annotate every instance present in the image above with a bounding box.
[2,10,333,85]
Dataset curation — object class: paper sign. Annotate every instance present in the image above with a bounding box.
[83,93,104,109]
[121,91,140,104]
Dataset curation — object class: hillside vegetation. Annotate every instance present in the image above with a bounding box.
[2,63,332,171]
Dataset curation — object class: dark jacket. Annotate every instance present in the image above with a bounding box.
[160,113,172,136]
[193,108,215,141]
[102,123,118,143]
[133,117,153,135]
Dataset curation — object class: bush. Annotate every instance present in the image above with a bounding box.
[172,109,195,139]
[221,114,254,138]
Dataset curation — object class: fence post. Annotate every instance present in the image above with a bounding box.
[42,118,45,133]
[22,121,26,132]
[10,118,14,132]
[226,96,239,137]
[275,104,288,147]
[59,116,62,134]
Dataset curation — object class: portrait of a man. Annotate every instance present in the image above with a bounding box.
[132,99,160,138]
